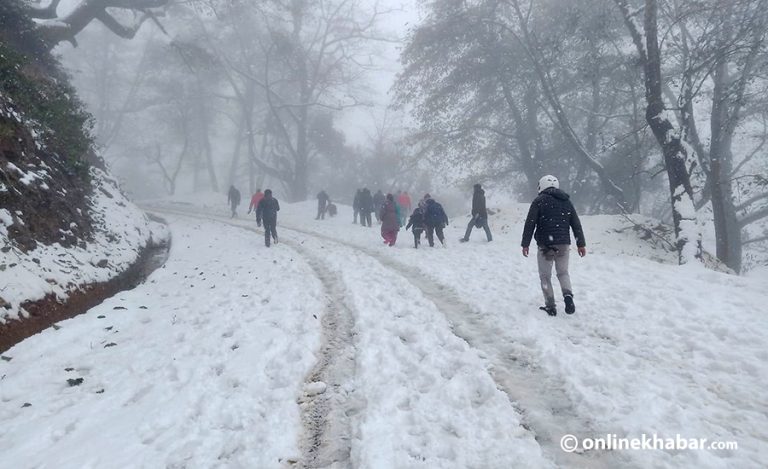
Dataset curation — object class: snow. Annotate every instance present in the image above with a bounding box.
[0,216,324,467]
[2,196,767,468]
[0,168,163,322]
[0,208,13,237]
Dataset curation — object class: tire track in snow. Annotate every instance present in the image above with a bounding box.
[287,240,358,469]
[277,225,631,469]
[144,205,627,468]
[143,207,357,469]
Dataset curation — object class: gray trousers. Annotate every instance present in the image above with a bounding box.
[537,245,572,307]
[463,216,492,241]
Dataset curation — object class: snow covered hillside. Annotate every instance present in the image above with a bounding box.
[1,197,766,469]
[0,168,166,323]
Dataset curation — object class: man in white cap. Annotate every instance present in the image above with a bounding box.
[521,175,586,316]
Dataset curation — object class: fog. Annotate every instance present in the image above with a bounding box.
[42,0,768,273]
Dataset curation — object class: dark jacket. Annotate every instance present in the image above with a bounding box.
[424,199,448,228]
[373,191,385,211]
[353,190,362,210]
[472,187,487,218]
[521,188,585,248]
[359,189,374,213]
[228,187,241,206]
[317,191,329,208]
[256,196,280,224]
[406,208,426,232]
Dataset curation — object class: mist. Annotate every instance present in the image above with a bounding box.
[44,0,768,272]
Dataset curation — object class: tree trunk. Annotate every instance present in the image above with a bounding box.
[643,0,702,264]
[710,49,742,272]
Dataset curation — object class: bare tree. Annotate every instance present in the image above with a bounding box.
[24,0,168,49]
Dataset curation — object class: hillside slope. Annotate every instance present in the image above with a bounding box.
[0,1,165,328]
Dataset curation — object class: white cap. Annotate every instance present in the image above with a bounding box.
[537,175,559,193]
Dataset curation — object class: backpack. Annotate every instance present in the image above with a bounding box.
[426,201,446,226]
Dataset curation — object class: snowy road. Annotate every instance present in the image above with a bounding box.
[2,201,767,469]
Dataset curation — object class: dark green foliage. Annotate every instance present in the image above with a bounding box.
[0,0,94,172]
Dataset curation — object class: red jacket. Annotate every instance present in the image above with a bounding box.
[249,192,264,212]
[398,193,412,211]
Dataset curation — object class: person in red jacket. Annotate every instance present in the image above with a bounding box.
[248,189,264,225]
[397,191,412,225]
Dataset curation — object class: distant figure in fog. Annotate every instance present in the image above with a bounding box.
[379,193,401,246]
[359,188,374,227]
[327,203,337,217]
[228,185,241,218]
[256,189,280,247]
[316,190,330,220]
[406,206,426,248]
[460,183,492,243]
[248,188,264,224]
[424,197,448,248]
[398,191,412,225]
[373,190,385,222]
[353,189,362,224]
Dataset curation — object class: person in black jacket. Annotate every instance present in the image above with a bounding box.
[460,183,493,243]
[256,189,280,247]
[316,190,330,220]
[424,197,449,247]
[358,188,374,227]
[521,175,586,316]
[405,206,427,248]
[373,190,385,222]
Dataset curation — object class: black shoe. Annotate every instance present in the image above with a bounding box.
[539,305,557,317]
[564,294,575,314]
[459,238,468,243]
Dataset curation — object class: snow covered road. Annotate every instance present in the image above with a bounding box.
[2,201,767,469]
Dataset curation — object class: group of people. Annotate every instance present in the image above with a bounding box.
[227,174,587,316]
[350,189,415,228]
[228,187,281,247]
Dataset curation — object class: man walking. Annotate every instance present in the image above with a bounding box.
[359,188,374,227]
[256,189,280,247]
[373,190,385,223]
[460,183,492,243]
[521,175,586,316]
[424,197,449,248]
[227,185,241,218]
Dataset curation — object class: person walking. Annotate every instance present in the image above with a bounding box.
[418,193,431,211]
[424,197,448,247]
[227,185,241,218]
[405,206,426,248]
[247,188,264,224]
[521,175,587,316]
[256,189,280,247]
[353,189,362,224]
[379,193,401,246]
[373,190,385,223]
[398,191,412,225]
[460,183,493,243]
[359,188,374,227]
[316,190,330,220]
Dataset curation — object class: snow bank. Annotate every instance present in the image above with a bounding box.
[0,216,324,467]
[0,167,166,322]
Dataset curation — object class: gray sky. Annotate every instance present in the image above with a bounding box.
[337,0,422,145]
